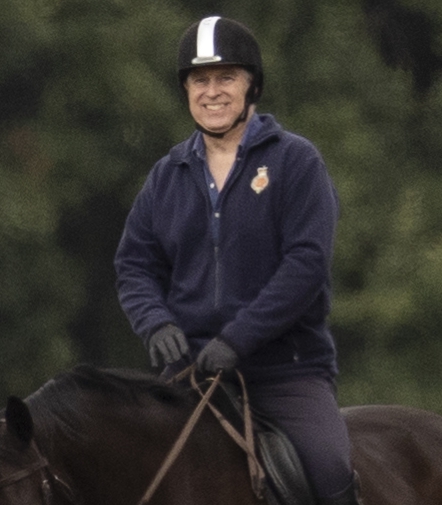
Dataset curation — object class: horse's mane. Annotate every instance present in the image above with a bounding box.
[25,364,192,445]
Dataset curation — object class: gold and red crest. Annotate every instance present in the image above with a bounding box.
[251,166,269,194]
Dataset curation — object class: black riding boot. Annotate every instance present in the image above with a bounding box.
[317,473,363,505]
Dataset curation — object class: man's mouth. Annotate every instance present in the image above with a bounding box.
[205,104,225,111]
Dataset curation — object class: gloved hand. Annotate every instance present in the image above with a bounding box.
[148,324,190,367]
[196,337,239,374]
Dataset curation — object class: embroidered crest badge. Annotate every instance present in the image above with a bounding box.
[251,166,269,194]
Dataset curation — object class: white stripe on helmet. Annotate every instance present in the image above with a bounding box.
[192,16,222,65]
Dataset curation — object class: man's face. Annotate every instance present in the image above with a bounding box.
[185,65,252,135]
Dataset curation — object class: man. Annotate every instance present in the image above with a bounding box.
[115,16,362,505]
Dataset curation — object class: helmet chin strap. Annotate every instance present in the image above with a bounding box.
[195,105,249,138]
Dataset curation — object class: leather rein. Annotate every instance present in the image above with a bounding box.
[137,365,266,504]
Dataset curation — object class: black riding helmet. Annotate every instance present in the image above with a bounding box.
[178,16,264,137]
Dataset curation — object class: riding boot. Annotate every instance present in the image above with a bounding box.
[317,472,363,505]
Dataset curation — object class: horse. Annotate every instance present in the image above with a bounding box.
[1,364,442,505]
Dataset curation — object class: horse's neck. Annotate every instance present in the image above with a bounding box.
[32,414,74,473]
[34,407,159,505]
[30,385,266,505]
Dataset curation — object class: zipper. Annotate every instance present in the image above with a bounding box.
[211,155,243,311]
[214,245,221,309]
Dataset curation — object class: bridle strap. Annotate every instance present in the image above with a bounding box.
[138,366,222,505]
[0,456,48,488]
[0,420,79,505]
[166,364,195,384]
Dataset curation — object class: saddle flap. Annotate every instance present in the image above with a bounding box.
[212,380,316,505]
[257,427,316,505]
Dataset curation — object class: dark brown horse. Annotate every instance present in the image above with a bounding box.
[1,365,442,505]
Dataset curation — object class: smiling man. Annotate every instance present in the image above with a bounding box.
[186,66,253,135]
[114,16,362,505]
[185,64,255,189]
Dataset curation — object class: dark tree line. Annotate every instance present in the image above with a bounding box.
[1,0,442,411]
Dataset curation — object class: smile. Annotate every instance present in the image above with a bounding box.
[205,104,225,111]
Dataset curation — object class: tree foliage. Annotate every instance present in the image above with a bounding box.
[1,0,442,412]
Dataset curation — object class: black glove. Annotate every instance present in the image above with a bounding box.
[196,337,239,374]
[148,324,189,367]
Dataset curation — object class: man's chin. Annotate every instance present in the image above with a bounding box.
[201,122,230,134]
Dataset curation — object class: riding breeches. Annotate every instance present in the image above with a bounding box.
[245,373,354,500]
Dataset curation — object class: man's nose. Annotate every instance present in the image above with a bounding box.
[205,79,222,97]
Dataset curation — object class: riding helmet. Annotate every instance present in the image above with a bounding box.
[178,16,263,102]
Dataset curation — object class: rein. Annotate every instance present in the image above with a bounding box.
[190,368,265,498]
[137,365,266,505]
[138,366,222,504]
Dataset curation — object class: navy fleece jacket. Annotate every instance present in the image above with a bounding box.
[115,114,339,375]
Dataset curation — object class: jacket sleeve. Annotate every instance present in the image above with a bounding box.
[221,140,339,358]
[114,170,175,344]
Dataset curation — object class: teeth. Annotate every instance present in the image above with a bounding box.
[206,104,223,111]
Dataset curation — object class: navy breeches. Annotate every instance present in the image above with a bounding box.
[246,374,353,499]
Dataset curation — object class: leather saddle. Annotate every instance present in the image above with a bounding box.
[211,380,316,505]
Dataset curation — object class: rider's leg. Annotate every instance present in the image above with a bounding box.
[246,373,361,503]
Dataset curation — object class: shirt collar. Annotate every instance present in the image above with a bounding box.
[192,113,262,160]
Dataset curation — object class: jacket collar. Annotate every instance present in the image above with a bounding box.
[169,113,282,166]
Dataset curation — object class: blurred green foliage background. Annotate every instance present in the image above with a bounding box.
[1,0,442,413]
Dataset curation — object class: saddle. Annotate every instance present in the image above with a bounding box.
[210,379,316,505]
